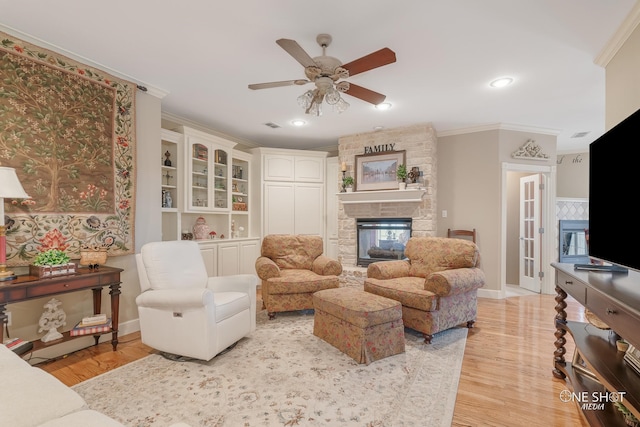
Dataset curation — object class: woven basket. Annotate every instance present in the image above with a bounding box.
[79,249,108,266]
[585,309,610,330]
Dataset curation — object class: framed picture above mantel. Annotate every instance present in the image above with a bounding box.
[355,150,405,191]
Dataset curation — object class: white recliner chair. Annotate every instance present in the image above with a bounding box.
[135,240,257,361]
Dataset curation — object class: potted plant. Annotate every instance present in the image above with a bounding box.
[30,249,76,278]
[615,402,639,427]
[343,175,354,192]
[396,164,408,190]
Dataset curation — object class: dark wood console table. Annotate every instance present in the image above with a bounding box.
[0,266,122,351]
[552,262,640,426]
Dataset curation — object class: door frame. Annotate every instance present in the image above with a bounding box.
[501,162,557,297]
[519,173,542,293]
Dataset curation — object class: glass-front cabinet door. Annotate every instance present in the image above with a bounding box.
[190,142,209,209]
[185,137,231,212]
[213,149,228,209]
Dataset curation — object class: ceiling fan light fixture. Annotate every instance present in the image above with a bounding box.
[307,101,322,116]
[325,87,341,105]
[333,97,350,114]
[297,90,314,108]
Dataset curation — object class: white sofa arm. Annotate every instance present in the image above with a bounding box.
[207,274,257,331]
[207,274,258,295]
[135,288,214,309]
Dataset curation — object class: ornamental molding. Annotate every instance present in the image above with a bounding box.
[511,139,549,161]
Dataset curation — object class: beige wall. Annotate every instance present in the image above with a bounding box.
[437,130,500,292]
[438,128,557,295]
[556,152,589,199]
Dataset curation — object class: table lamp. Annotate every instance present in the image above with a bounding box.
[0,167,30,281]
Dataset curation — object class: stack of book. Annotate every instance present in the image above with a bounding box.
[70,314,112,336]
[3,338,33,354]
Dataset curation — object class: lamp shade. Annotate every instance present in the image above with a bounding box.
[0,167,30,199]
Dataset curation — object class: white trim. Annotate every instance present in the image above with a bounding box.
[500,162,557,297]
[595,1,640,67]
[556,197,588,203]
[337,188,425,204]
[438,123,561,138]
[478,288,504,299]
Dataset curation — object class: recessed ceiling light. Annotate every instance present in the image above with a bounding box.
[375,102,392,110]
[373,126,384,131]
[489,77,514,88]
[291,120,306,126]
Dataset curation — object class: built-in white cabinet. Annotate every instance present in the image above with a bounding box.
[183,128,235,212]
[198,238,260,277]
[159,126,258,276]
[252,147,327,239]
[262,153,324,182]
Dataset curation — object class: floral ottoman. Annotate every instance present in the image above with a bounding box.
[312,287,405,365]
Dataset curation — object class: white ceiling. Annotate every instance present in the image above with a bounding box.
[1,1,637,153]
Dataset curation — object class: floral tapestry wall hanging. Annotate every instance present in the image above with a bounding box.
[0,31,136,266]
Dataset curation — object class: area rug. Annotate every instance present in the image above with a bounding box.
[73,311,467,427]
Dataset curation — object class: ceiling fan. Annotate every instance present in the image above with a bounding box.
[248,34,396,115]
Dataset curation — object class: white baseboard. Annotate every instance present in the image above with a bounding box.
[478,288,505,299]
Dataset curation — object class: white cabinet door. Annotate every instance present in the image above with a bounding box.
[239,239,260,275]
[294,183,324,236]
[294,156,324,182]
[264,183,295,235]
[200,246,217,277]
[217,242,240,276]
[264,154,295,181]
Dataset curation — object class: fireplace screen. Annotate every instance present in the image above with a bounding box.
[357,218,412,267]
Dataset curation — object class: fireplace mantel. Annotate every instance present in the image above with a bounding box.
[337,188,426,204]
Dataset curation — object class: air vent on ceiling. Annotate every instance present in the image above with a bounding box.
[264,122,281,129]
[571,131,590,138]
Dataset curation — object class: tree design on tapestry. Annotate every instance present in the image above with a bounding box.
[0,32,136,265]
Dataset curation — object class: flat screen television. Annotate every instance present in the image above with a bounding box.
[586,106,640,273]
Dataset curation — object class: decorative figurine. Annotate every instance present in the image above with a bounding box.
[38,298,66,343]
[164,170,173,186]
[162,190,173,208]
[164,150,172,167]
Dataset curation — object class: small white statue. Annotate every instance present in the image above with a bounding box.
[38,298,67,343]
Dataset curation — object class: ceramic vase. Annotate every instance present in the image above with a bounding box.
[193,216,210,240]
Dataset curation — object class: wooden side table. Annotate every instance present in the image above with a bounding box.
[0,266,123,351]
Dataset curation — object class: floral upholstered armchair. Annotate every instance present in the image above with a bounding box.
[256,235,342,319]
[364,236,485,343]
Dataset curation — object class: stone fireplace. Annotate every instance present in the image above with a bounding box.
[338,124,437,272]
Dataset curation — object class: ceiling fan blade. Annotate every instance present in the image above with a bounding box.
[342,48,396,77]
[248,79,310,90]
[343,83,386,105]
[276,39,317,68]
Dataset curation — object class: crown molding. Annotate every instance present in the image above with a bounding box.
[162,112,260,149]
[595,1,640,67]
[0,24,168,99]
[437,123,560,137]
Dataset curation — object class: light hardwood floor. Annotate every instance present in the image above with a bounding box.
[37,293,589,427]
